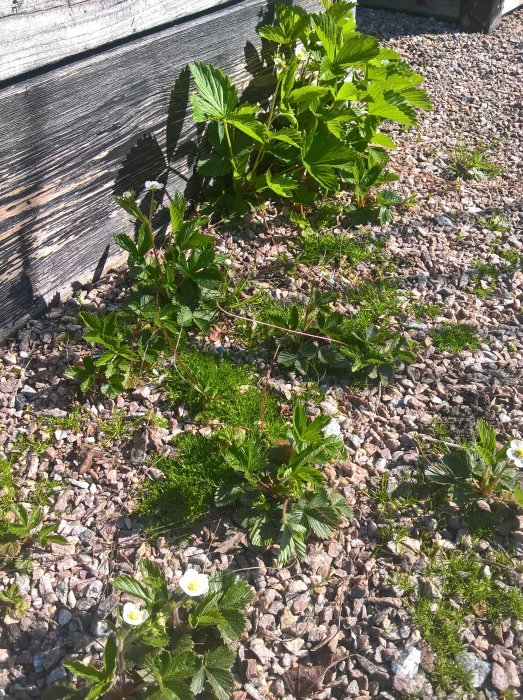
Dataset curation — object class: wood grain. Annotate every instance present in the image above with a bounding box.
[0,0,234,80]
[0,0,317,341]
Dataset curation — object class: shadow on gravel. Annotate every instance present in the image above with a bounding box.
[356,6,457,40]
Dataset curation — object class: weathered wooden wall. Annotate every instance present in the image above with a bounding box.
[0,0,234,81]
[358,0,461,20]
[358,0,522,30]
[0,0,318,341]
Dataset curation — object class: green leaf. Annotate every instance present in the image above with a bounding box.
[170,192,187,233]
[226,107,267,143]
[335,33,380,67]
[399,87,433,110]
[102,634,117,676]
[257,24,288,43]
[477,419,497,458]
[270,128,302,148]
[335,81,358,101]
[288,86,331,105]
[278,517,307,565]
[137,222,154,257]
[514,483,523,507]
[426,449,472,486]
[301,126,355,191]
[114,233,139,256]
[192,647,236,700]
[189,62,237,121]
[263,172,297,198]
[112,574,152,603]
[197,153,231,177]
[64,661,105,683]
[85,681,113,700]
[377,189,403,205]
[365,85,417,126]
[312,13,341,61]
[191,574,254,645]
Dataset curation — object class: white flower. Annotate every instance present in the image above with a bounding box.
[320,270,335,285]
[122,602,149,626]
[274,56,287,75]
[179,570,209,597]
[122,190,134,200]
[323,418,341,438]
[507,439,523,464]
[294,41,309,62]
[144,180,164,191]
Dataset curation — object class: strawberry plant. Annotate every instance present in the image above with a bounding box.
[68,191,225,396]
[44,559,254,700]
[217,403,351,565]
[426,420,523,507]
[189,0,431,216]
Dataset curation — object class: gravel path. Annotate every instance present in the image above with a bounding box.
[1,7,522,699]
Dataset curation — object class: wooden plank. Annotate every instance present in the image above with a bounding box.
[357,0,461,20]
[0,0,317,341]
[460,0,504,30]
[0,0,234,81]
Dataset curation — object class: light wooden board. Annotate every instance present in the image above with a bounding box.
[0,0,234,80]
[0,0,318,341]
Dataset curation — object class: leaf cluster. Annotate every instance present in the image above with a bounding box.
[45,559,254,700]
[189,0,431,217]
[250,290,415,384]
[0,583,30,620]
[217,403,351,565]
[425,420,523,507]
[0,504,67,565]
[68,193,225,396]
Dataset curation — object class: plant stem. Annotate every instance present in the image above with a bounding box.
[251,71,283,176]
[216,302,352,349]
[223,121,235,167]
[148,193,162,271]
[301,285,316,331]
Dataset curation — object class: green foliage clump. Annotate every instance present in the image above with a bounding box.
[409,301,444,321]
[0,583,29,620]
[45,559,254,700]
[479,212,510,233]
[411,546,523,692]
[189,0,431,218]
[297,227,382,267]
[449,141,501,181]
[137,433,225,528]
[217,403,351,565]
[164,348,287,441]
[0,457,14,513]
[68,192,225,397]
[0,504,67,567]
[426,419,523,507]
[429,322,478,352]
[241,288,414,384]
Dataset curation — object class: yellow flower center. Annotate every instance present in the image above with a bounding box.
[129,609,141,620]
[187,581,198,592]
[515,447,523,457]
